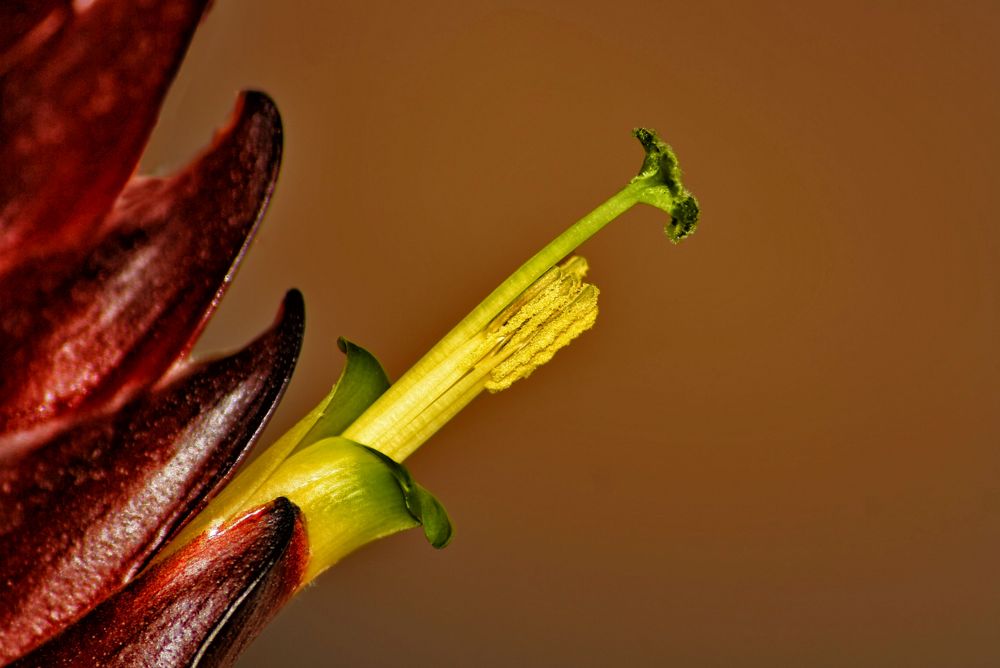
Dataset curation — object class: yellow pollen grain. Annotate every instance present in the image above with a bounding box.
[467,256,599,393]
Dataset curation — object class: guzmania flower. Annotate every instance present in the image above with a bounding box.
[0,2,699,666]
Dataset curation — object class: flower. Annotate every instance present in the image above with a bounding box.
[0,2,698,666]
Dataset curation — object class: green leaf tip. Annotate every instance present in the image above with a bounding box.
[629,127,700,244]
[361,445,454,549]
[299,338,391,448]
[406,483,453,549]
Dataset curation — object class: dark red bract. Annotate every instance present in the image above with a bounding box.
[0,0,210,273]
[0,1,307,664]
[0,292,304,661]
[11,498,309,668]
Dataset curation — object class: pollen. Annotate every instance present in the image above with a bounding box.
[471,256,599,392]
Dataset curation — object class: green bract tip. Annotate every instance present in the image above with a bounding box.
[362,445,454,549]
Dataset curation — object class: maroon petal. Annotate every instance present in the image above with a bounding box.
[0,1,70,74]
[0,0,210,268]
[0,291,304,662]
[12,497,310,668]
[0,91,284,440]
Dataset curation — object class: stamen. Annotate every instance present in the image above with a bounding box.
[477,257,598,392]
[355,256,599,461]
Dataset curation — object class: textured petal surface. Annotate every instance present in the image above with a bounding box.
[0,91,284,441]
[12,497,309,668]
[0,1,69,73]
[0,292,304,662]
[0,0,210,268]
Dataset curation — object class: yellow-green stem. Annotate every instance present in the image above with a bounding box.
[341,184,640,460]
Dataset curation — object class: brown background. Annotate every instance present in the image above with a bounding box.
[141,1,999,666]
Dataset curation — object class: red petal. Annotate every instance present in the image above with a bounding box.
[0,291,304,662]
[0,1,70,74]
[12,497,309,668]
[0,0,210,268]
[0,91,283,440]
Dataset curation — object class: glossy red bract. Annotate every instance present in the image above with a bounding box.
[0,2,307,664]
[11,498,309,668]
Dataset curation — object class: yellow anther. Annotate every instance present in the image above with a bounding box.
[470,256,599,392]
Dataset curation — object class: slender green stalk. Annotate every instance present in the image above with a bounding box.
[343,128,699,461]
[340,185,635,457]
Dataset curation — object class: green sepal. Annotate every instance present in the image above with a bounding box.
[237,436,453,582]
[298,338,391,451]
[360,445,454,549]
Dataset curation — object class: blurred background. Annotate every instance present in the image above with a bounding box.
[141,1,999,666]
